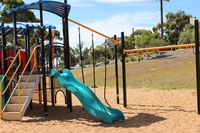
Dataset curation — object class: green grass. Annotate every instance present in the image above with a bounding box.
[72,55,196,90]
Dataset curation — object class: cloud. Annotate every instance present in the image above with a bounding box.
[68,0,93,7]
[68,11,159,48]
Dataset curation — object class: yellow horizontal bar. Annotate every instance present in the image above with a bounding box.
[124,43,195,54]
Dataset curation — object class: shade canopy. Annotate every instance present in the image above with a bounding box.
[7,0,71,18]
[0,23,56,36]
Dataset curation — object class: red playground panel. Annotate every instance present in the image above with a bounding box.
[0,50,27,75]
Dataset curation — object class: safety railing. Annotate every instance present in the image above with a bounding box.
[16,45,41,119]
[0,48,22,118]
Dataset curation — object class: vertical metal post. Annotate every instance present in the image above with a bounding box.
[2,23,7,106]
[25,33,28,60]
[13,12,18,48]
[39,2,48,115]
[195,19,200,114]
[24,27,30,71]
[78,26,85,83]
[92,32,97,88]
[2,23,7,75]
[121,32,127,108]
[13,11,19,76]
[114,35,119,104]
[1,23,7,107]
[64,0,72,112]
[25,28,33,110]
[27,29,31,71]
[160,0,164,38]
[49,28,54,106]
[12,11,19,102]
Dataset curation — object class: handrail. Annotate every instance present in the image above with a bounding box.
[67,18,120,44]
[124,43,195,54]
[16,45,41,119]
[0,48,22,118]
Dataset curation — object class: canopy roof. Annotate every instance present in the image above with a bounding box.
[7,0,71,18]
[0,23,56,36]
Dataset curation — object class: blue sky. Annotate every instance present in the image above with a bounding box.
[23,0,200,47]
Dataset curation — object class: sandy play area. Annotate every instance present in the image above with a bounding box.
[0,88,200,133]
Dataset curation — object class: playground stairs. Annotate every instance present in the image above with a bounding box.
[1,74,41,120]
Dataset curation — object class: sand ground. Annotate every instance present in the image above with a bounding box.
[0,88,200,133]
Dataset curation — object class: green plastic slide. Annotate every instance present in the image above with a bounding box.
[51,69,125,123]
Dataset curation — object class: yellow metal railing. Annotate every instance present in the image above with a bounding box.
[16,45,41,119]
[0,48,22,118]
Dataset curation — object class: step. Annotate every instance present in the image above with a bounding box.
[20,74,41,82]
[19,82,36,89]
[2,112,21,121]
[13,89,32,96]
[9,96,28,104]
[20,77,38,82]
[4,104,23,112]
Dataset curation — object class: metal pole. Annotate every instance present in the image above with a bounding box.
[114,35,119,104]
[121,32,127,107]
[1,23,7,105]
[13,12,19,75]
[13,12,18,48]
[160,0,164,38]
[12,11,19,101]
[24,26,31,72]
[64,0,72,112]
[2,23,7,75]
[195,19,200,114]
[39,2,48,116]
[78,26,85,84]
[49,28,55,106]
[24,34,28,58]
[92,32,97,88]
[25,27,33,110]
[27,30,31,71]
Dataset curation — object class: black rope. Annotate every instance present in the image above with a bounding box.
[78,26,85,84]
[104,40,111,107]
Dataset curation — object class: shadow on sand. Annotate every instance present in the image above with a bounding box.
[22,102,166,128]
[126,104,196,114]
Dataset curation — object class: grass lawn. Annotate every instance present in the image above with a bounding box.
[72,54,196,90]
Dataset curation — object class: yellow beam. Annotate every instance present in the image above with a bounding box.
[124,43,195,54]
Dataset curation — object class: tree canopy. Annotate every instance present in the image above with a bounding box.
[0,0,39,22]
[153,10,192,44]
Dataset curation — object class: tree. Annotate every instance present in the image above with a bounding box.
[157,0,170,38]
[0,0,39,23]
[74,42,92,66]
[153,10,192,44]
[178,29,194,44]
[133,29,168,48]
[178,24,198,45]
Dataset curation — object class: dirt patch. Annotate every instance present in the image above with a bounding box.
[0,88,199,133]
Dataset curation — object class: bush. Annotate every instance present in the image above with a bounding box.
[136,55,144,62]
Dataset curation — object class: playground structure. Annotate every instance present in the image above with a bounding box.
[0,0,200,123]
[0,0,126,122]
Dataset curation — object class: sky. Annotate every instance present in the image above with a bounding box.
[23,0,200,48]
